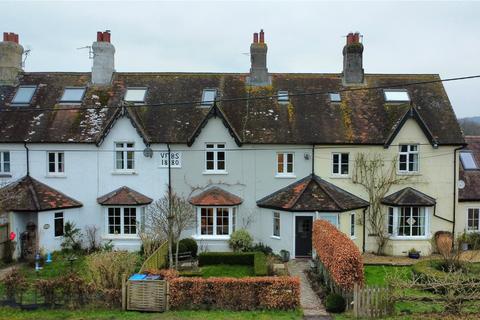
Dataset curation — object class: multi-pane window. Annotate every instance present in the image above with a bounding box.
[198,207,235,236]
[276,152,294,176]
[54,212,64,237]
[273,212,280,237]
[60,87,86,103]
[205,143,226,172]
[332,153,349,176]
[115,142,135,171]
[47,152,64,174]
[399,144,419,173]
[107,207,138,235]
[0,151,10,173]
[467,208,480,232]
[11,85,36,105]
[350,213,355,237]
[388,206,427,237]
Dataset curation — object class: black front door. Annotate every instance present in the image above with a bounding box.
[295,216,313,257]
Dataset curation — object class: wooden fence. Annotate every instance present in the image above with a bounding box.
[139,241,168,272]
[124,278,168,312]
[353,284,393,318]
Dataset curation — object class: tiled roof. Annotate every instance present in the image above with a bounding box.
[256,174,369,212]
[97,186,153,206]
[189,187,243,206]
[381,187,436,206]
[0,72,465,146]
[459,136,480,201]
[0,175,82,212]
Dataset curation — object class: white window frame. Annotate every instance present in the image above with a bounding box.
[272,212,281,238]
[329,92,341,103]
[114,142,135,172]
[204,143,226,174]
[105,206,140,238]
[350,212,356,238]
[11,85,37,105]
[388,206,430,239]
[195,206,236,240]
[332,152,349,177]
[384,89,410,102]
[467,208,480,232]
[201,89,217,106]
[47,151,65,176]
[318,213,339,228]
[398,144,419,174]
[124,87,148,103]
[276,152,295,177]
[59,87,86,103]
[0,151,10,174]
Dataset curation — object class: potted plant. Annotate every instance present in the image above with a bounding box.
[280,249,290,262]
[458,232,469,251]
[408,248,420,259]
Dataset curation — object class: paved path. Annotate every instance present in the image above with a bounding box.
[288,259,330,320]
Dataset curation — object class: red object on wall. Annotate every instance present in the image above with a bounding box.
[9,231,16,241]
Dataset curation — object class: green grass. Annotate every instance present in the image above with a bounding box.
[364,265,412,286]
[0,308,302,319]
[200,264,254,278]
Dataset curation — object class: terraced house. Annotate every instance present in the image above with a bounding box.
[0,30,468,258]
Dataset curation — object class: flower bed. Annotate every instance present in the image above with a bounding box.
[169,276,300,310]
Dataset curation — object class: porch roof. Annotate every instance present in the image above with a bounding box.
[0,175,82,212]
[381,187,436,206]
[97,186,153,206]
[256,174,369,212]
[189,187,243,206]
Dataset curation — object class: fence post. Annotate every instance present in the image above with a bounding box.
[121,273,127,311]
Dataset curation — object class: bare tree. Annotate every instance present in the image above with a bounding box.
[85,225,99,253]
[352,153,411,255]
[171,194,195,268]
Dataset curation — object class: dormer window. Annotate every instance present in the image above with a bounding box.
[460,152,478,170]
[384,89,410,102]
[201,89,217,106]
[125,88,147,103]
[329,92,341,103]
[11,85,36,105]
[60,87,86,103]
[277,91,289,103]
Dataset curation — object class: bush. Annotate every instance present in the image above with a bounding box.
[254,252,268,276]
[325,293,346,313]
[229,229,253,252]
[144,268,180,281]
[199,252,255,266]
[86,251,139,290]
[2,268,28,301]
[169,276,300,310]
[251,242,273,255]
[178,238,198,258]
[466,232,480,250]
[61,222,83,253]
[412,259,480,283]
[313,220,364,290]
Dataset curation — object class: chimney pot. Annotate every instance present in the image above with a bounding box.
[259,29,265,43]
[97,31,103,42]
[92,31,115,84]
[248,29,269,86]
[253,33,258,43]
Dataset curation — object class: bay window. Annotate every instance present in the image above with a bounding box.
[388,206,429,238]
[107,207,138,236]
[197,207,236,237]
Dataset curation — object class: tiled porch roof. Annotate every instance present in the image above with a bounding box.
[257,174,369,212]
[97,186,153,206]
[381,187,436,206]
[189,187,243,206]
[0,175,82,212]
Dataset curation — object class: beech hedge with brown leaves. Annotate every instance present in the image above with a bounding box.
[313,219,364,290]
[169,276,300,310]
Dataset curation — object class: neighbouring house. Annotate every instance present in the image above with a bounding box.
[0,29,467,258]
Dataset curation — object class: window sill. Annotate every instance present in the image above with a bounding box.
[275,174,296,179]
[46,174,66,178]
[330,174,350,179]
[102,235,140,240]
[271,236,281,240]
[111,171,137,175]
[192,235,230,241]
[350,236,357,240]
[0,173,12,178]
[388,235,431,241]
[202,171,228,175]
[397,172,421,176]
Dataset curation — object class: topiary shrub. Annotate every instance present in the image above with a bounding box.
[325,293,346,313]
[253,252,268,276]
[198,252,255,266]
[178,238,198,258]
[229,229,253,252]
[251,242,273,255]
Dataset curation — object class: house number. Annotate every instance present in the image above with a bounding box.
[159,152,182,168]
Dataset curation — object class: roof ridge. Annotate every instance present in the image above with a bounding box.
[312,175,344,211]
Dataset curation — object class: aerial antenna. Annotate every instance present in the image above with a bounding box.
[77,45,93,59]
[22,46,31,68]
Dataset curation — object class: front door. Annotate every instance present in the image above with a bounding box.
[295,216,313,258]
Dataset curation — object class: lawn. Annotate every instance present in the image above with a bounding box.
[200,264,254,278]
[0,308,302,320]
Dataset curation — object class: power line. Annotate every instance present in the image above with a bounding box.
[1,74,479,113]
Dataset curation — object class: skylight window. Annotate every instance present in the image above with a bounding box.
[201,89,217,106]
[277,91,289,103]
[60,88,86,103]
[125,88,147,103]
[384,89,410,102]
[329,92,341,102]
[460,152,478,170]
[11,85,36,105]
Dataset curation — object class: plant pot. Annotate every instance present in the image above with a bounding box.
[408,252,420,259]
[461,242,469,251]
[280,250,290,262]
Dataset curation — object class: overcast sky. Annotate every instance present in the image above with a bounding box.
[2,1,479,117]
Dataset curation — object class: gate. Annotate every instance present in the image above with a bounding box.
[353,284,393,318]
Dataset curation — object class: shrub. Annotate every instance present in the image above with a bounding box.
[35,278,59,306]
[198,252,255,266]
[251,242,273,255]
[169,276,300,310]
[144,268,180,281]
[178,238,198,258]
[2,269,28,301]
[254,252,268,276]
[86,251,139,290]
[229,229,253,252]
[412,259,480,283]
[61,222,83,253]
[313,220,364,290]
[325,293,346,313]
[3,240,14,264]
[467,232,480,250]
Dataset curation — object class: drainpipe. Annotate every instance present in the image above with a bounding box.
[167,143,172,202]
[23,142,29,176]
[311,144,315,175]
[452,145,465,235]
[362,207,367,253]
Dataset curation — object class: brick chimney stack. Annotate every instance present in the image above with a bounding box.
[342,32,364,85]
[0,32,24,85]
[92,30,115,85]
[248,29,270,86]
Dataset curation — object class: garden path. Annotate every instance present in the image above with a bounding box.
[288,259,331,320]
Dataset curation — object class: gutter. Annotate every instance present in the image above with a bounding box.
[24,142,30,176]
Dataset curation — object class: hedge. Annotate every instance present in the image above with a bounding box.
[198,252,268,276]
[412,260,480,283]
[169,276,300,310]
[312,220,364,290]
